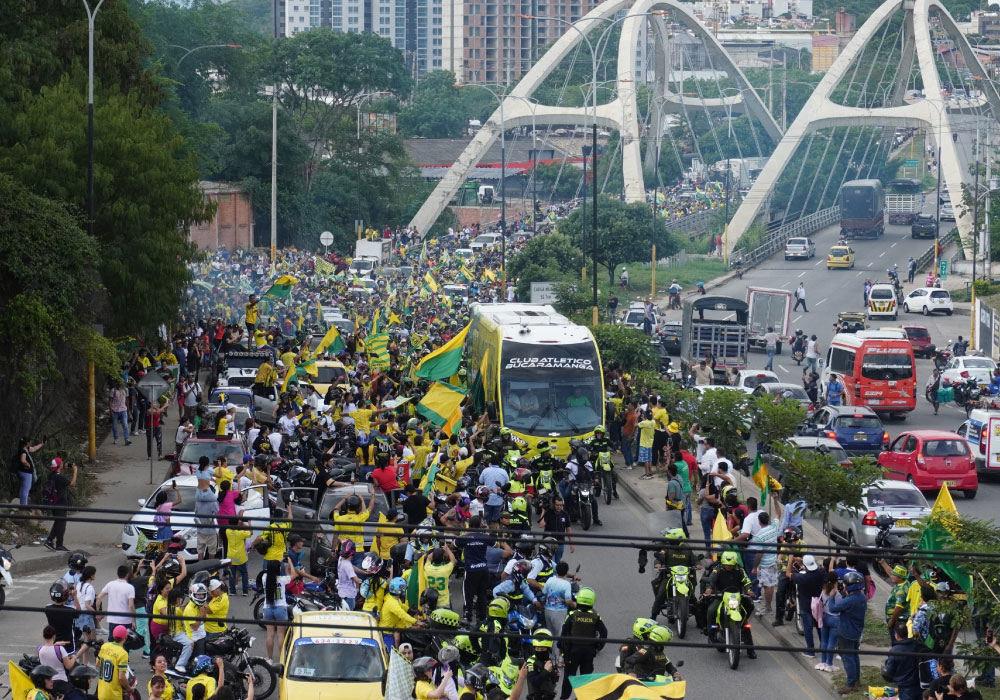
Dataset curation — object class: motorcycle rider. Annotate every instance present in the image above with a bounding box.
[493,560,543,612]
[381,576,425,647]
[64,665,99,700]
[185,656,224,700]
[618,618,657,667]
[668,280,682,310]
[647,528,698,620]
[497,428,521,469]
[559,445,601,527]
[701,551,757,659]
[531,442,559,499]
[526,538,557,593]
[587,426,617,500]
[621,626,682,681]
[558,588,607,700]
[474,598,511,666]
[508,497,532,533]
[28,665,59,700]
[772,527,804,628]
[525,629,560,700]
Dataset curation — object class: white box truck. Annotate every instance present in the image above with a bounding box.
[746,287,792,353]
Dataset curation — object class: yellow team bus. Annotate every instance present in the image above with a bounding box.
[467,303,605,456]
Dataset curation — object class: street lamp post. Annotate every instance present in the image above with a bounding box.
[82,0,105,244]
[168,43,243,68]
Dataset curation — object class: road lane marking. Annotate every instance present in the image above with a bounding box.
[792,315,803,323]
[879,251,887,257]
[778,364,790,373]
[856,271,863,276]
[798,271,806,277]
[814,260,823,266]
[815,298,827,306]
[891,242,898,248]
[868,262,874,267]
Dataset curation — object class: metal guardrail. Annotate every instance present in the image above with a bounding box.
[914,229,956,272]
[733,206,841,268]
[664,208,716,239]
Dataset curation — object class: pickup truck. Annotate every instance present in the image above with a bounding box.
[886,193,923,225]
[910,214,938,239]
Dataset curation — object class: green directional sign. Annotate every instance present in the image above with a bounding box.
[939,259,948,278]
[904,159,920,167]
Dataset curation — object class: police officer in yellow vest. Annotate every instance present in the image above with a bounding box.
[558,588,607,700]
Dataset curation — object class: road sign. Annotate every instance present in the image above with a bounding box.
[903,159,920,168]
[136,372,170,405]
[320,230,334,247]
[939,259,948,278]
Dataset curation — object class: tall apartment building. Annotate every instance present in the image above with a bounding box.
[282,0,406,49]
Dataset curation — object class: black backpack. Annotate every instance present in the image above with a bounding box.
[42,477,60,506]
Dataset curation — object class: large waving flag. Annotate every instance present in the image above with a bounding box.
[570,674,686,700]
[417,382,467,435]
[414,322,469,380]
[917,485,971,591]
[750,453,770,507]
[314,325,345,356]
[8,661,33,700]
[712,509,735,562]
[367,332,391,371]
[422,271,439,293]
[385,649,415,700]
[262,274,298,299]
[314,256,336,277]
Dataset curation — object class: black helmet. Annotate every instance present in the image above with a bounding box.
[466,664,489,692]
[162,555,182,579]
[69,665,99,680]
[30,665,58,687]
[67,552,87,571]
[49,580,70,604]
[419,588,440,610]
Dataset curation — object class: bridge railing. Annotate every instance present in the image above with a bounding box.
[914,229,956,272]
[664,208,716,239]
[733,206,841,269]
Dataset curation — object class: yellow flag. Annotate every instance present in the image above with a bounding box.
[711,510,732,561]
[931,485,961,533]
[282,361,297,392]
[484,269,497,282]
[388,312,403,326]
[8,661,32,700]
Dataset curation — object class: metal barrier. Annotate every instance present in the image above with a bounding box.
[913,229,955,272]
[732,206,841,268]
[664,208,716,239]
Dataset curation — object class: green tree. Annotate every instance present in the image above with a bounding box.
[751,394,807,451]
[591,325,657,372]
[398,70,467,138]
[558,195,677,283]
[694,388,751,466]
[508,233,584,280]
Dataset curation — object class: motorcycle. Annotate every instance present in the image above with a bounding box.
[594,451,614,506]
[0,543,20,609]
[504,599,540,660]
[947,374,982,416]
[707,591,749,670]
[874,514,916,573]
[251,576,349,628]
[571,477,594,531]
[156,627,276,700]
[930,343,952,371]
[655,563,693,639]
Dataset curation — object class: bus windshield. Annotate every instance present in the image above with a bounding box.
[499,341,603,437]
[861,353,913,380]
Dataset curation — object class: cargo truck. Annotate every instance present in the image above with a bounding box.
[746,287,792,353]
[886,194,923,225]
[681,296,749,383]
[840,179,885,239]
[354,239,391,265]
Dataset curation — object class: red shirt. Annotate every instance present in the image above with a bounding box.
[681,451,698,489]
[371,466,401,493]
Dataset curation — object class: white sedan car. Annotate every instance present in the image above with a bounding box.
[941,356,999,389]
[733,369,780,394]
[121,475,271,561]
[902,288,953,316]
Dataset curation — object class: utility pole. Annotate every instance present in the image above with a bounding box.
[974,126,980,290]
[592,117,598,327]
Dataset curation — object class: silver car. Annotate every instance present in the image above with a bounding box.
[825,479,930,548]
[784,237,816,260]
[754,383,814,410]
[785,436,850,465]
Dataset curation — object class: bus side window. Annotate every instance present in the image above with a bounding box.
[830,347,855,375]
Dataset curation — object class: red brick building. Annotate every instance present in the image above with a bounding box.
[188,181,254,251]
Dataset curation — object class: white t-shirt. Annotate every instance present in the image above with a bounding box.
[265,575,290,608]
[740,510,764,538]
[806,340,819,359]
[268,432,284,454]
[699,447,717,475]
[247,427,261,446]
[77,580,95,613]
[100,579,135,627]
[175,425,190,446]
[278,415,299,436]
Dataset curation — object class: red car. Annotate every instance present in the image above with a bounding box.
[878,430,977,498]
[902,325,933,358]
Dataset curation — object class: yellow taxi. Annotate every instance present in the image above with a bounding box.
[307,360,351,396]
[278,611,387,700]
[826,245,856,270]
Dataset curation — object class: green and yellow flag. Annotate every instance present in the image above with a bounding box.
[483,268,497,282]
[414,322,469,381]
[367,332,391,371]
[417,382,467,436]
[262,274,298,299]
[423,271,439,294]
[314,256,336,277]
[750,453,769,506]
[916,485,971,591]
[458,264,474,283]
[569,674,687,700]
[313,325,345,357]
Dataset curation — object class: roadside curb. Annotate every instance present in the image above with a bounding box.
[12,548,89,576]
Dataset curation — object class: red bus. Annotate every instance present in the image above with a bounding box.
[820,331,917,415]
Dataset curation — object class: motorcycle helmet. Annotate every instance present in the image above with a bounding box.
[593,425,606,435]
[419,588,440,610]
[782,527,802,543]
[649,626,673,644]
[574,447,589,464]
[511,496,527,514]
[338,538,357,559]
[192,655,214,675]
[513,467,532,483]
[437,645,461,666]
[536,440,550,453]
[452,635,475,656]
[456,476,471,492]
[69,665,99,682]
[407,418,419,430]
[539,537,558,557]
[499,428,512,438]
[632,617,657,639]
[190,582,209,605]
[388,577,408,596]
[465,664,488,692]
[843,571,865,592]
[167,534,189,553]
[67,552,88,572]
[123,629,145,652]
[415,528,433,544]
[413,656,438,677]
[430,609,461,628]
[515,537,535,557]
[662,528,686,541]
[29,665,58,687]
[488,597,510,619]
[576,587,596,607]
[359,555,384,576]
[532,628,554,649]
[512,560,532,577]
[515,457,530,471]
[476,486,490,500]
[720,551,739,567]
[162,555,182,579]
[49,580,70,604]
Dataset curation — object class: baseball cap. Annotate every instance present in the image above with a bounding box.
[112,625,129,641]
[208,580,225,592]
[802,555,819,571]
[50,458,63,470]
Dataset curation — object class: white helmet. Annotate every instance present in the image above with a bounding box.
[190,582,209,605]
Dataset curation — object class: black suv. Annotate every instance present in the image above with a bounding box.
[911,214,938,239]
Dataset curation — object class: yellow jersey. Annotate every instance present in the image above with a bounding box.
[245,302,259,325]
[227,528,252,565]
[254,362,274,384]
[148,677,175,700]
[151,594,169,626]
[182,600,204,639]
[185,675,217,700]
[423,561,455,608]
[96,641,130,700]
[204,593,229,634]
[352,408,374,432]
[334,510,370,547]
[263,522,290,561]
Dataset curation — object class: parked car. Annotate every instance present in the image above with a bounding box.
[902,325,933,357]
[941,356,998,388]
[659,321,682,355]
[878,430,977,498]
[121,475,271,561]
[910,214,938,239]
[903,288,954,316]
[277,611,387,700]
[784,436,851,465]
[798,405,889,455]
[784,237,816,260]
[733,369,780,394]
[753,382,813,410]
[826,479,931,547]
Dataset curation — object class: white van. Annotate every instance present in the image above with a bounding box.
[867,283,898,320]
[470,233,503,251]
[957,408,1000,473]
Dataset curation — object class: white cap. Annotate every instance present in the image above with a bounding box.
[802,554,819,571]
[208,580,225,592]
[276,360,285,367]
[226,403,237,411]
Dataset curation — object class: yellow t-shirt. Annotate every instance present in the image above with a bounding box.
[416,680,435,700]
[182,600,204,639]
[374,514,404,558]
[263,522,290,561]
[214,466,235,486]
[652,406,669,431]
[255,362,274,384]
[148,678,174,700]
[215,417,229,437]
[413,445,432,476]
[380,595,416,629]
[423,561,455,608]
[185,675,217,700]
[352,408,374,432]
[245,302,259,325]
[638,419,657,449]
[152,594,169,626]
[906,580,923,616]
[97,642,130,700]
[334,510,370,547]
[279,351,297,369]
[227,528,252,565]
[455,456,474,480]
[157,352,178,366]
[204,593,229,634]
